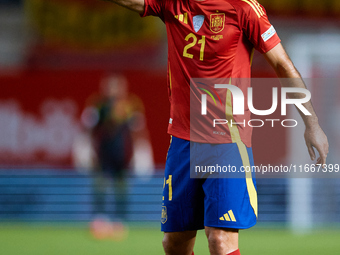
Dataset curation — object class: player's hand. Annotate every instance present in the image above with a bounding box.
[304,125,329,165]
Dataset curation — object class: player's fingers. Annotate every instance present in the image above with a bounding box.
[316,157,322,165]
[318,142,328,165]
[319,151,327,165]
[317,156,327,166]
[306,143,316,161]
[315,146,327,165]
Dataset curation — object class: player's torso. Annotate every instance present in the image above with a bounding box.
[163,0,250,77]
[162,0,254,144]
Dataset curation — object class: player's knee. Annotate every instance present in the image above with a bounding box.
[162,234,176,253]
[205,227,239,253]
[162,232,195,254]
[206,232,225,250]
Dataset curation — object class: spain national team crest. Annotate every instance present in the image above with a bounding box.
[161,206,167,224]
[210,13,225,33]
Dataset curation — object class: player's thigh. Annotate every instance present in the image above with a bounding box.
[162,136,205,232]
[201,143,257,229]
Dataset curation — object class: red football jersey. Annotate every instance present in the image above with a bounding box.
[141,0,281,146]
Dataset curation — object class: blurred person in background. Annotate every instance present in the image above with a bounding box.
[73,74,154,240]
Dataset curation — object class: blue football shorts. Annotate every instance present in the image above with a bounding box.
[161,136,257,232]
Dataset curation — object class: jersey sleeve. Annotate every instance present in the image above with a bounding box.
[140,0,165,21]
[237,1,281,54]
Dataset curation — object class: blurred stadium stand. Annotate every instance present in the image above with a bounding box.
[0,3,26,68]
[0,0,21,4]
[0,171,288,224]
[1,172,340,225]
[0,171,162,223]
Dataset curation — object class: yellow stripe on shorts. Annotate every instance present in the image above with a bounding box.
[225,83,258,217]
[165,135,173,161]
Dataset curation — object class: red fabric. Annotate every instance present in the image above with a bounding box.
[141,0,280,146]
[227,249,241,255]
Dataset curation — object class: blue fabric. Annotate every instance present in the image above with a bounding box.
[161,136,257,232]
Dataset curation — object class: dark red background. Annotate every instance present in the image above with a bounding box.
[0,65,286,168]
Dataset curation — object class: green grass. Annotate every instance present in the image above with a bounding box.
[0,224,340,255]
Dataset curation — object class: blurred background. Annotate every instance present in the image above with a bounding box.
[1,0,340,254]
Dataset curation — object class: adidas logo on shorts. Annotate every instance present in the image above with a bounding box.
[219,210,236,222]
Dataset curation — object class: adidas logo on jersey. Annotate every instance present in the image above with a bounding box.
[241,0,264,18]
[174,13,188,24]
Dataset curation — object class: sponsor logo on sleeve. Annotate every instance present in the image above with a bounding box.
[261,25,276,42]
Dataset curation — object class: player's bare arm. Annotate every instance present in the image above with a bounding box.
[101,0,145,14]
[264,43,329,165]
